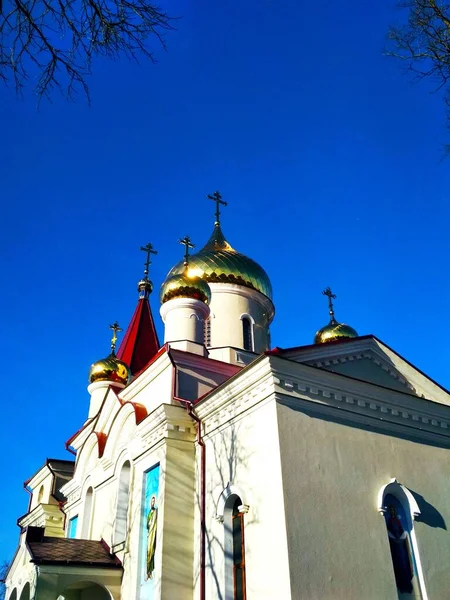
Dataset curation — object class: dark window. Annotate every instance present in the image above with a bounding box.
[383,494,414,595]
[232,498,246,600]
[242,318,252,351]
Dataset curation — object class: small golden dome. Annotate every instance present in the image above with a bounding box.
[160,268,212,305]
[89,353,131,385]
[314,319,358,344]
[314,287,358,344]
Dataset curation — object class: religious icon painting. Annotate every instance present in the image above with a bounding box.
[138,463,160,599]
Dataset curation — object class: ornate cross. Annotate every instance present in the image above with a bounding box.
[179,236,195,266]
[140,242,158,278]
[322,287,336,320]
[207,190,227,225]
[109,321,122,353]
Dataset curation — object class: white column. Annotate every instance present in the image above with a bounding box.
[87,381,125,418]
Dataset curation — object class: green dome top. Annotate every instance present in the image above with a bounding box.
[164,224,273,300]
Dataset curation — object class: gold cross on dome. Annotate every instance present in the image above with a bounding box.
[140,242,158,278]
[109,321,122,353]
[322,287,336,320]
[207,190,227,225]
[179,236,195,266]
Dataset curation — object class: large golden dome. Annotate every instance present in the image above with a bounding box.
[164,224,273,300]
[89,353,131,385]
[160,268,212,305]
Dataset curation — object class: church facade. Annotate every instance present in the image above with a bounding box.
[5,193,450,600]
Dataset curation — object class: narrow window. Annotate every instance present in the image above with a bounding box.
[232,498,246,600]
[67,515,78,539]
[380,487,426,599]
[384,494,414,594]
[242,317,253,352]
[81,487,94,539]
[113,461,131,548]
[37,485,44,504]
[224,494,247,600]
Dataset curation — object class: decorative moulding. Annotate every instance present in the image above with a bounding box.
[377,478,421,518]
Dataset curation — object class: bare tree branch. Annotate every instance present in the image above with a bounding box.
[0,0,174,101]
[387,1,450,145]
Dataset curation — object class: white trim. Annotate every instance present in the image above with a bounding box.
[215,483,248,523]
[377,478,421,517]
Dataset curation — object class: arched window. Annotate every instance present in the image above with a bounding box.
[241,316,253,352]
[18,583,30,600]
[37,485,44,504]
[113,461,131,549]
[81,486,94,539]
[224,494,247,600]
[378,480,426,599]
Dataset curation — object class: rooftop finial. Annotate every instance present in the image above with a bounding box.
[140,242,157,279]
[109,321,122,354]
[207,190,227,226]
[179,236,195,267]
[322,287,337,323]
[138,243,157,298]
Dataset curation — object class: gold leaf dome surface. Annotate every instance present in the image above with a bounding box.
[164,224,273,300]
[160,269,212,305]
[89,353,131,385]
[314,320,358,344]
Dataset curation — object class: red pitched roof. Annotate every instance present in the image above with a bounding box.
[117,297,160,376]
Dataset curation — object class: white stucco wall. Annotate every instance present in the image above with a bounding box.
[276,395,450,600]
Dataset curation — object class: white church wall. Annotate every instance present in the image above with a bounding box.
[119,353,173,412]
[199,395,291,600]
[276,395,450,600]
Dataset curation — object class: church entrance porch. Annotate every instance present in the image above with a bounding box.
[57,581,112,600]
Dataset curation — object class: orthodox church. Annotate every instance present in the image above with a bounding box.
[5,192,450,600]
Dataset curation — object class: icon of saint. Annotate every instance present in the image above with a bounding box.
[146,495,158,581]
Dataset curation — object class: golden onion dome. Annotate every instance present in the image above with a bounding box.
[314,319,358,344]
[160,268,212,305]
[89,353,131,385]
[164,224,273,300]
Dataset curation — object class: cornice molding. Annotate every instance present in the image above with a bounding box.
[270,356,450,440]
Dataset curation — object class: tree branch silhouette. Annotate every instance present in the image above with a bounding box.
[0,0,174,100]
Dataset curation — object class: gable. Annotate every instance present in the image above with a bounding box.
[273,336,450,406]
[307,353,416,395]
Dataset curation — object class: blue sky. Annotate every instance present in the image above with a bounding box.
[1,0,450,560]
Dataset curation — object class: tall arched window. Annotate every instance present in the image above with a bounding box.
[81,486,94,539]
[241,316,253,352]
[378,480,426,599]
[224,494,247,600]
[113,461,131,549]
